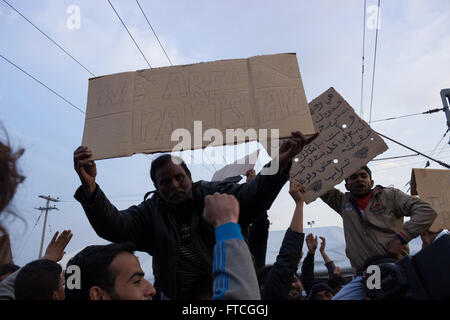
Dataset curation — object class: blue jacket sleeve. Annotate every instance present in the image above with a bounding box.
[212,223,261,300]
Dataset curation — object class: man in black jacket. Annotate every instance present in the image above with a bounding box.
[73,131,318,299]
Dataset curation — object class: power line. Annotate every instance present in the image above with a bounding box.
[135,0,173,66]
[368,0,381,124]
[371,153,419,162]
[371,148,450,167]
[370,107,444,123]
[1,0,95,77]
[372,153,450,174]
[421,129,448,168]
[109,1,222,176]
[376,131,450,169]
[360,0,367,118]
[15,212,43,261]
[107,0,152,68]
[370,147,450,166]
[436,134,449,158]
[0,53,85,115]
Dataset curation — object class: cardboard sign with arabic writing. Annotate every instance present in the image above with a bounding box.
[289,87,388,203]
[82,53,314,160]
[410,168,450,232]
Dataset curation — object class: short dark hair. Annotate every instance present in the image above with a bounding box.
[0,263,20,277]
[150,154,191,185]
[14,259,62,300]
[308,282,335,300]
[65,242,135,300]
[345,165,372,182]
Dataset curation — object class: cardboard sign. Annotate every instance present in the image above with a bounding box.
[289,87,388,203]
[82,53,315,160]
[411,168,450,232]
[211,149,260,182]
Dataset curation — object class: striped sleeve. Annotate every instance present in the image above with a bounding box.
[212,223,261,300]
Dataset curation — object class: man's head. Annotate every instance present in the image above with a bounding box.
[0,263,20,283]
[309,282,334,300]
[150,155,193,205]
[14,259,64,300]
[65,242,155,300]
[345,166,374,198]
[288,273,304,300]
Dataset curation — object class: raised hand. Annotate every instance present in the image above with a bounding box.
[203,193,240,228]
[43,230,73,262]
[73,146,97,196]
[289,181,306,204]
[319,236,326,253]
[306,233,318,254]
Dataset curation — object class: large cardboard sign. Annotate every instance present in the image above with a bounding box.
[411,168,450,232]
[211,149,260,182]
[82,53,315,160]
[289,87,388,203]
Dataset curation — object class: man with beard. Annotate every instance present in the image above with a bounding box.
[319,165,437,300]
[73,131,318,300]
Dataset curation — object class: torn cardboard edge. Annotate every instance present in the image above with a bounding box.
[410,168,450,232]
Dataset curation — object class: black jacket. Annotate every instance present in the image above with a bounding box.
[74,164,289,299]
[261,228,305,300]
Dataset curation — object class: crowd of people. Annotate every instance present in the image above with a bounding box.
[0,126,448,300]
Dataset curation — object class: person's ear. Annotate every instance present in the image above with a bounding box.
[344,181,350,191]
[89,286,111,300]
[370,179,374,188]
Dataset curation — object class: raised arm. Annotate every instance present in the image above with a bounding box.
[73,146,150,252]
[288,181,305,233]
[261,182,306,300]
[387,188,437,258]
[319,236,336,276]
[203,193,261,300]
[319,187,346,216]
[73,146,97,197]
[301,233,317,294]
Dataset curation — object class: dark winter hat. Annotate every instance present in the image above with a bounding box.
[309,282,335,300]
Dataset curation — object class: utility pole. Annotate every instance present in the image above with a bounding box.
[34,195,59,258]
[440,89,450,145]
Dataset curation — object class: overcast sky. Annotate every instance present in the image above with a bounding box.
[1,0,449,268]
